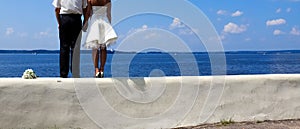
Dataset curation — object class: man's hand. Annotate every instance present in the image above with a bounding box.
[55,8,61,28]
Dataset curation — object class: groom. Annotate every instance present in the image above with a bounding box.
[53,0,87,78]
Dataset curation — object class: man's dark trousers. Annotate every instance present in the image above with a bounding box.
[59,14,82,78]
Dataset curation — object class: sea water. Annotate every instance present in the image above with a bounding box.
[0,51,300,78]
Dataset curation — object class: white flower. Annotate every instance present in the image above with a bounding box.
[22,69,37,79]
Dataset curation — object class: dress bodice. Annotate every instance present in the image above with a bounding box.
[92,6,107,16]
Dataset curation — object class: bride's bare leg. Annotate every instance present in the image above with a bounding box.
[100,45,107,74]
[92,48,100,75]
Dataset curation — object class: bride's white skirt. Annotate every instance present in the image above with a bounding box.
[83,6,117,49]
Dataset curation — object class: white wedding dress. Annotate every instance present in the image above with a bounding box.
[83,6,117,49]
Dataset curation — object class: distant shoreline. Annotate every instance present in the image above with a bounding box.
[1,49,300,55]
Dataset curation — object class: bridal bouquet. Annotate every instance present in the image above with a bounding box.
[22,69,37,79]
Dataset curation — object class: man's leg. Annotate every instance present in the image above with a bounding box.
[70,15,82,78]
[59,15,73,78]
[59,42,70,78]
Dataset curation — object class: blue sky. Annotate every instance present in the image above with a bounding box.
[1,0,300,51]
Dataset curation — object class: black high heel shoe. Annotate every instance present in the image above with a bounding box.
[99,71,104,78]
[95,72,104,78]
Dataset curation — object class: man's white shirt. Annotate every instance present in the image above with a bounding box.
[52,0,87,14]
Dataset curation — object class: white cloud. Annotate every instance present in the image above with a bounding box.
[231,10,243,17]
[18,32,28,38]
[245,38,251,41]
[34,29,54,39]
[135,25,148,32]
[217,10,243,17]
[290,27,300,35]
[128,25,148,34]
[144,32,158,39]
[273,29,284,35]
[169,18,185,29]
[179,29,194,35]
[223,22,247,34]
[142,25,148,30]
[217,10,227,15]
[276,8,282,13]
[39,31,49,36]
[169,18,195,35]
[276,8,292,13]
[126,25,161,40]
[286,8,292,13]
[4,28,29,38]
[220,35,226,40]
[266,18,286,26]
[34,31,49,39]
[5,28,14,36]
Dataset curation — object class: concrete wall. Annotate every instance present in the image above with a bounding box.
[0,74,300,129]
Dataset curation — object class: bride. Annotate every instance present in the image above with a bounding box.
[83,0,117,78]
